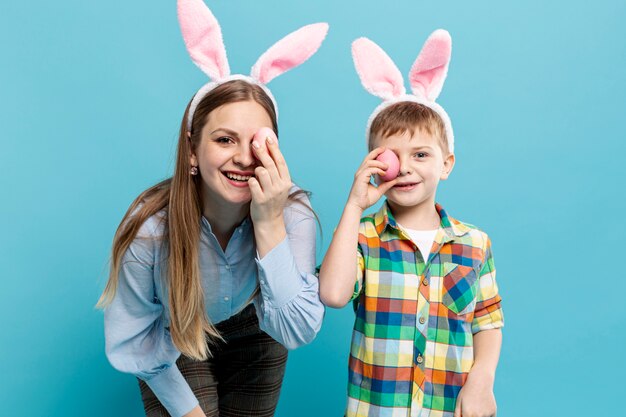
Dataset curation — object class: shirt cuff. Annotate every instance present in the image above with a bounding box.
[144,365,198,417]
[471,302,505,334]
[256,237,304,308]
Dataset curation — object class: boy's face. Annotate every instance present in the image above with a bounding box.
[372,129,455,213]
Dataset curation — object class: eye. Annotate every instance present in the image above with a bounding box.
[414,152,428,159]
[215,136,235,144]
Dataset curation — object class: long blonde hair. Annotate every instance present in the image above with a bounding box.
[97,80,310,360]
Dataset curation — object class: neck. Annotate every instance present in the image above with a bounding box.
[202,197,250,250]
[388,199,440,230]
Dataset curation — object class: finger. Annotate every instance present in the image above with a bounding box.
[247,177,264,201]
[356,162,389,180]
[453,398,462,417]
[364,167,389,179]
[365,159,389,170]
[366,146,388,162]
[252,140,280,181]
[356,146,387,170]
[376,177,401,194]
[254,166,273,190]
[265,135,291,183]
[367,146,387,159]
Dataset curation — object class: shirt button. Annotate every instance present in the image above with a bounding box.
[419,317,426,324]
[260,280,266,285]
[224,296,229,301]
[225,265,230,270]
[416,354,424,364]
[422,279,428,286]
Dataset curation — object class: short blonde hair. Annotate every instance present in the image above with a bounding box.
[369,101,449,154]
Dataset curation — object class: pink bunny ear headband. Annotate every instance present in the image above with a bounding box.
[352,29,454,153]
[178,0,329,131]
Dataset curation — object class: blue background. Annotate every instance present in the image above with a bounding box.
[2,1,625,416]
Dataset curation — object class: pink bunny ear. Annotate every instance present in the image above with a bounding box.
[408,29,451,101]
[352,38,406,101]
[177,0,230,80]
[251,23,329,85]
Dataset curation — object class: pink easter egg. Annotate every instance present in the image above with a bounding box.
[253,127,278,145]
[375,149,400,181]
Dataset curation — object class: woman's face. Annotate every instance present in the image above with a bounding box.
[190,100,273,210]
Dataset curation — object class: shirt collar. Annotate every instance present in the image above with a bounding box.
[201,215,251,236]
[373,200,471,242]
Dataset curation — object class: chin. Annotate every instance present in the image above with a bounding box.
[225,192,252,206]
[387,193,431,210]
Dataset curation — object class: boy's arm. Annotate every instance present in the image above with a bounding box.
[318,147,399,308]
[318,202,364,307]
[455,235,503,416]
[454,328,502,417]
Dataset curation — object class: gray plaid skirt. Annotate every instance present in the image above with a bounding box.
[138,304,288,417]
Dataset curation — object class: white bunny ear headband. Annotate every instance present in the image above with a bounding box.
[352,29,454,153]
[178,0,329,131]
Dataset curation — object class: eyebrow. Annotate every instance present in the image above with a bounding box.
[388,145,435,152]
[410,146,435,151]
[210,128,240,137]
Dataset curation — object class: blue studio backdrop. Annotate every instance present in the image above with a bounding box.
[1,1,625,416]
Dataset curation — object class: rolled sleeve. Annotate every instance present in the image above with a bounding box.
[471,238,504,334]
[351,249,365,302]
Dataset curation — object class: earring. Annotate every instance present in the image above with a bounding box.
[190,166,198,175]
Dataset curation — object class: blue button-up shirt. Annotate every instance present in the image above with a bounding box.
[104,189,324,417]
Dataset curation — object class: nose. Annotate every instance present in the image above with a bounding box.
[233,141,256,168]
[398,155,412,176]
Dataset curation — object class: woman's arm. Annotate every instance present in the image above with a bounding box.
[104,219,199,417]
[244,134,325,348]
[253,194,324,349]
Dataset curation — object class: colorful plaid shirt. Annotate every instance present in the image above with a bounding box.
[347,202,503,417]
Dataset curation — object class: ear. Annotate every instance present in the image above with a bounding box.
[251,23,329,85]
[351,37,405,101]
[177,0,230,80]
[408,29,452,101]
[186,131,197,164]
[440,152,455,180]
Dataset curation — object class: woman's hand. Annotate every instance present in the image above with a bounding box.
[347,147,399,212]
[248,134,291,226]
[183,405,207,417]
[248,134,291,258]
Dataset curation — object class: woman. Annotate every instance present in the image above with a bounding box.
[98,2,328,416]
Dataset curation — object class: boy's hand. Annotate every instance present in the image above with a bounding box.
[454,366,497,417]
[347,147,399,212]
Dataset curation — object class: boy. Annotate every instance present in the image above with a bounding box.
[318,31,503,417]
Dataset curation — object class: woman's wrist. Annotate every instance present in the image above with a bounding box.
[253,216,285,233]
[253,218,287,259]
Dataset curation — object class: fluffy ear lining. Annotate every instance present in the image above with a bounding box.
[351,37,405,101]
[251,23,329,85]
[408,29,451,101]
[177,0,230,80]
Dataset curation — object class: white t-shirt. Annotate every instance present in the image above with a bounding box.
[400,226,438,263]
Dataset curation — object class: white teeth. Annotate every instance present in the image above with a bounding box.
[225,172,251,182]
